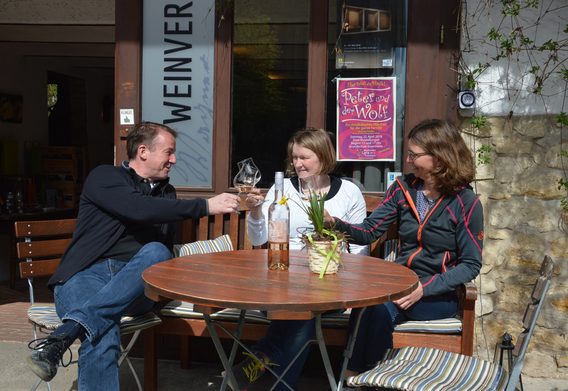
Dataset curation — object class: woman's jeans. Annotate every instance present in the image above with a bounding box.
[53,242,172,391]
[347,292,459,373]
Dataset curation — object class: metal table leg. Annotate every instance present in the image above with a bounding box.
[203,312,244,391]
[337,307,366,391]
[314,314,338,390]
[205,310,366,391]
[204,311,296,391]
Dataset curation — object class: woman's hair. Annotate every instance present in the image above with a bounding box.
[408,119,475,194]
[286,128,336,176]
[126,121,177,160]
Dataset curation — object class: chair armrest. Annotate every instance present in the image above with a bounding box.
[457,281,477,356]
[463,281,478,302]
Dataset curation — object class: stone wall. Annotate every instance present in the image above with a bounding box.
[460,115,568,379]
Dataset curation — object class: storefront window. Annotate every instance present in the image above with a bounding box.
[327,0,407,192]
[231,0,309,188]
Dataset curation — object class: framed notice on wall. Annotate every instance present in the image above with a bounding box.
[336,77,396,161]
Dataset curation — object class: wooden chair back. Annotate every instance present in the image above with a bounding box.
[363,194,399,259]
[505,255,554,391]
[177,207,253,250]
[15,219,77,282]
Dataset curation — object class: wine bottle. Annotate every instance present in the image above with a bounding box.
[267,171,289,270]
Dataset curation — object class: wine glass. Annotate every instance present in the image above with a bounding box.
[233,158,261,207]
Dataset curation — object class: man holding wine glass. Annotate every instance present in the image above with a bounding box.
[25,121,240,389]
[228,128,368,390]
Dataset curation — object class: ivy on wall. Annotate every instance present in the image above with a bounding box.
[458,0,568,221]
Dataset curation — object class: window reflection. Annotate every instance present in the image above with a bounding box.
[231,0,309,188]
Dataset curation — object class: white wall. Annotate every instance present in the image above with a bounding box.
[461,0,567,115]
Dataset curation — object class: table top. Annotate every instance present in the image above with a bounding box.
[143,249,419,320]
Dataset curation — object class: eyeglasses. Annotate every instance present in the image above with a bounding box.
[407,150,430,161]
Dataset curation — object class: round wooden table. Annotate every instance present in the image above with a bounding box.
[143,249,418,390]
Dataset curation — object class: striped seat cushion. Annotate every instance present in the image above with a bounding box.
[161,303,351,325]
[394,318,462,334]
[315,309,462,334]
[346,346,507,391]
[160,303,460,334]
[160,301,270,324]
[177,234,233,257]
[28,304,161,334]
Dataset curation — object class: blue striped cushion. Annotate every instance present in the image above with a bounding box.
[318,309,462,334]
[161,301,270,324]
[347,346,507,391]
[159,304,460,334]
[119,312,162,334]
[28,305,62,330]
[178,234,233,257]
[394,318,462,334]
[28,304,161,334]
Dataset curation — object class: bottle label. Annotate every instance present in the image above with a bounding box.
[268,220,288,242]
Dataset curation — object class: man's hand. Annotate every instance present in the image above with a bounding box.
[393,281,423,310]
[207,193,240,215]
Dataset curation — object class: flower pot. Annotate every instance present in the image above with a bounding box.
[306,239,343,275]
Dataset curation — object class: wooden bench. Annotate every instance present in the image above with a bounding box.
[143,198,478,390]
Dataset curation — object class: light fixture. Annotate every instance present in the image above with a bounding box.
[458,90,476,109]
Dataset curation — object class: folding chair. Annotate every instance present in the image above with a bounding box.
[346,255,555,391]
[15,218,162,391]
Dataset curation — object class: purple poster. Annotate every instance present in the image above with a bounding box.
[336,77,396,161]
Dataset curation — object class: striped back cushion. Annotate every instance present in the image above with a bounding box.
[178,234,234,256]
[347,346,507,391]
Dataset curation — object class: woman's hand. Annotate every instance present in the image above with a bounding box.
[244,189,264,219]
[394,281,423,310]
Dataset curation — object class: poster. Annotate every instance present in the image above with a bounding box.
[336,77,396,161]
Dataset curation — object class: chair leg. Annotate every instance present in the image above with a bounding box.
[180,336,191,369]
[29,378,43,391]
[123,356,143,391]
[119,330,143,391]
[144,327,158,391]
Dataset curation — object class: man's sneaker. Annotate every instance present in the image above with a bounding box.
[27,335,73,382]
[225,351,276,391]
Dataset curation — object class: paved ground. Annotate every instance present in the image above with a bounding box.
[3,340,568,391]
[0,340,332,391]
[1,282,566,391]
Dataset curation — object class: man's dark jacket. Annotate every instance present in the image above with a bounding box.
[48,164,208,288]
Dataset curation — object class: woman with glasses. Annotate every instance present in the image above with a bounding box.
[326,119,484,379]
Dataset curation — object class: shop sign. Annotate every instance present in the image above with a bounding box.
[141,0,215,188]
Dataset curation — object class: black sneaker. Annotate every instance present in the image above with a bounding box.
[27,335,73,382]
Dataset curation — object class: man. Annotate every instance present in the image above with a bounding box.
[26,121,240,389]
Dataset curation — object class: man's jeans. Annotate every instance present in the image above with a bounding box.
[53,242,172,390]
[347,292,459,373]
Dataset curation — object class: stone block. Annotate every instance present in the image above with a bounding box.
[523,351,558,378]
[478,275,497,294]
[511,116,548,138]
[476,294,494,315]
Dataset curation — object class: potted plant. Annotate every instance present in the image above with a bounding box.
[295,190,347,278]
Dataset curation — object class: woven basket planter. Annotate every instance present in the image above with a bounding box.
[306,239,343,275]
